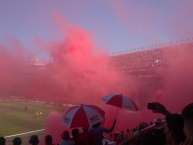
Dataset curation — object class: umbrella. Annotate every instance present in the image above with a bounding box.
[100,94,138,117]
[60,104,105,128]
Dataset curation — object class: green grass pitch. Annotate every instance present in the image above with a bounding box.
[0,101,68,136]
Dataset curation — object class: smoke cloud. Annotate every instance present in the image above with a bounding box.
[0,5,193,144]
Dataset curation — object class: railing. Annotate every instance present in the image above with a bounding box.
[111,40,193,56]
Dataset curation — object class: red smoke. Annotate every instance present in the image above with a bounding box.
[0,37,27,97]
[39,16,193,144]
[31,14,139,105]
[1,11,193,145]
[157,46,193,113]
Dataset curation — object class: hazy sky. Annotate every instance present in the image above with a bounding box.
[0,0,193,60]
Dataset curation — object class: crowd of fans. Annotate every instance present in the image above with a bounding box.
[109,49,165,70]
[0,102,193,145]
[109,42,193,71]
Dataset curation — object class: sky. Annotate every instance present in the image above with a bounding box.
[0,0,193,60]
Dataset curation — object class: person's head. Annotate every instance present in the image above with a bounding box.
[114,132,118,138]
[109,134,113,138]
[114,131,120,137]
[165,114,186,143]
[150,122,153,125]
[13,137,22,145]
[133,128,136,132]
[29,135,39,145]
[154,119,159,125]
[45,135,52,145]
[61,131,70,140]
[182,103,193,138]
[92,122,100,128]
[121,131,124,135]
[72,129,79,139]
[82,127,89,132]
[137,124,145,131]
[0,137,6,145]
[127,129,130,133]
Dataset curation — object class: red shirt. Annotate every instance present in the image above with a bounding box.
[79,132,95,145]
[71,138,84,145]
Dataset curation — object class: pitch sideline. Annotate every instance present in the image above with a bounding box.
[5,129,45,138]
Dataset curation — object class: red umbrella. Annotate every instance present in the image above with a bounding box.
[60,104,105,128]
[100,94,138,117]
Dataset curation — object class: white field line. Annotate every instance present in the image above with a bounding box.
[4,129,45,138]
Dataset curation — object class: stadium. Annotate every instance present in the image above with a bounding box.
[1,40,193,144]
[1,1,193,144]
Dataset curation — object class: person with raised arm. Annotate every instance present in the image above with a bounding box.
[89,119,116,145]
[151,102,171,116]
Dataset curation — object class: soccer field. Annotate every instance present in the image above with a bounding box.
[0,101,68,137]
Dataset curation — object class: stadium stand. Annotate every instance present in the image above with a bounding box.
[109,42,193,75]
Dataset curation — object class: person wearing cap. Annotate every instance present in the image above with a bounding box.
[13,137,22,145]
[29,135,39,145]
[58,131,74,145]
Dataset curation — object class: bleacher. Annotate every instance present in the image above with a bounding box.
[109,42,193,76]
